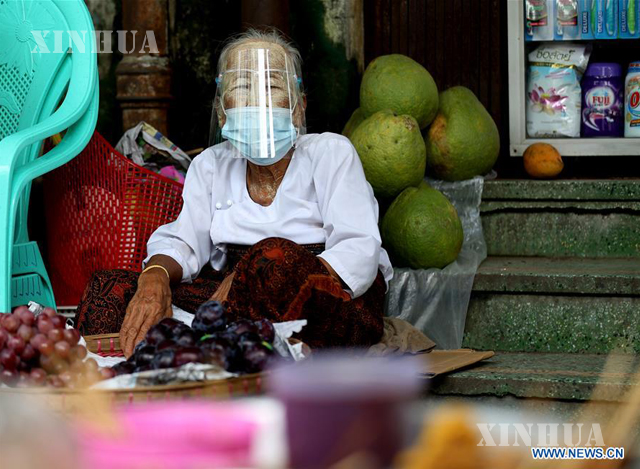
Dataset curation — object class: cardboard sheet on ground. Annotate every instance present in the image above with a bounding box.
[411,349,495,378]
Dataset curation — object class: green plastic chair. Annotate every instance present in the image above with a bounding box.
[0,0,99,313]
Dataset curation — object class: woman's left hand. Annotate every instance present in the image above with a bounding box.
[210,271,235,303]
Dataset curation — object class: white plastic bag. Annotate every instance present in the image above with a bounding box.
[384,175,488,349]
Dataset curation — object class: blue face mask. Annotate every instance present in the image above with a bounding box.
[221,107,298,166]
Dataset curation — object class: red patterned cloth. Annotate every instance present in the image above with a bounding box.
[74,238,385,348]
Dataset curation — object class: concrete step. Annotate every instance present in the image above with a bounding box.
[463,257,640,354]
[481,179,640,258]
[429,351,640,403]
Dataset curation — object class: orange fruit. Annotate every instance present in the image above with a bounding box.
[523,143,563,179]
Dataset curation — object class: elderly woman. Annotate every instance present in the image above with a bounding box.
[75,30,393,357]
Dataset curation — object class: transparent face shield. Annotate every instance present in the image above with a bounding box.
[209,47,306,166]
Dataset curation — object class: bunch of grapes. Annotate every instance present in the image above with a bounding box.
[113,301,276,376]
[0,306,115,388]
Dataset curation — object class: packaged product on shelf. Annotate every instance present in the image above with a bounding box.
[581,63,624,137]
[619,0,640,38]
[526,43,592,138]
[554,0,581,40]
[595,0,619,39]
[525,0,555,41]
[624,62,640,137]
[580,0,597,38]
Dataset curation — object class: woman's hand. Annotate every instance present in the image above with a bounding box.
[210,271,235,303]
[120,269,173,357]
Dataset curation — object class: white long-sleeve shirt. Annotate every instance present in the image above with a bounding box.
[144,132,393,298]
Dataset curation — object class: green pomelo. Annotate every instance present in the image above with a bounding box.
[381,182,463,269]
[342,107,366,139]
[425,86,500,182]
[360,54,439,129]
[350,110,426,200]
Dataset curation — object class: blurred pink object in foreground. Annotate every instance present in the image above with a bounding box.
[159,165,186,184]
[74,401,258,469]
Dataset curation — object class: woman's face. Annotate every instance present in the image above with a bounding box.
[218,41,305,127]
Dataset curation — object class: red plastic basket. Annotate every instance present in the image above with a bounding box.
[43,132,184,306]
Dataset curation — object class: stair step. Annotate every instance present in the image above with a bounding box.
[480,179,640,258]
[473,256,640,295]
[482,179,640,201]
[465,257,640,354]
[429,352,640,402]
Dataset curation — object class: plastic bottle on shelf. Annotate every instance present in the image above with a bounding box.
[625,62,640,137]
[581,63,624,138]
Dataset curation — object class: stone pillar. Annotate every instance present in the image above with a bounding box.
[116,0,172,135]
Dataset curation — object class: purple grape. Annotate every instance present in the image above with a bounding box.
[145,324,169,345]
[133,339,151,354]
[192,301,227,334]
[199,339,229,369]
[151,349,176,369]
[158,317,181,329]
[241,341,272,373]
[156,339,176,351]
[176,329,199,347]
[132,345,156,369]
[169,323,190,339]
[227,319,258,337]
[255,319,276,343]
[172,347,203,367]
[112,360,136,376]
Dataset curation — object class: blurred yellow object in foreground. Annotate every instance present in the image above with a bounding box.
[396,404,481,469]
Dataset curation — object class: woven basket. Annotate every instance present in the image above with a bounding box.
[0,334,272,413]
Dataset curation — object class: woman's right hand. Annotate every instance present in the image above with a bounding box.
[120,269,173,357]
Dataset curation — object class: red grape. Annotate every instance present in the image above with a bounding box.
[70,345,87,361]
[36,315,53,334]
[15,372,32,388]
[0,348,18,370]
[2,314,20,333]
[47,328,63,342]
[58,371,74,387]
[84,358,98,373]
[50,315,66,329]
[30,333,46,349]
[63,328,80,345]
[0,369,18,386]
[37,338,54,356]
[46,375,64,388]
[30,368,47,385]
[21,344,36,362]
[54,340,70,358]
[0,329,7,349]
[17,323,34,342]
[15,307,35,326]
[42,307,56,318]
[7,335,25,355]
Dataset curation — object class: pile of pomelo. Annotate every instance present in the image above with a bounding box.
[344,54,500,269]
